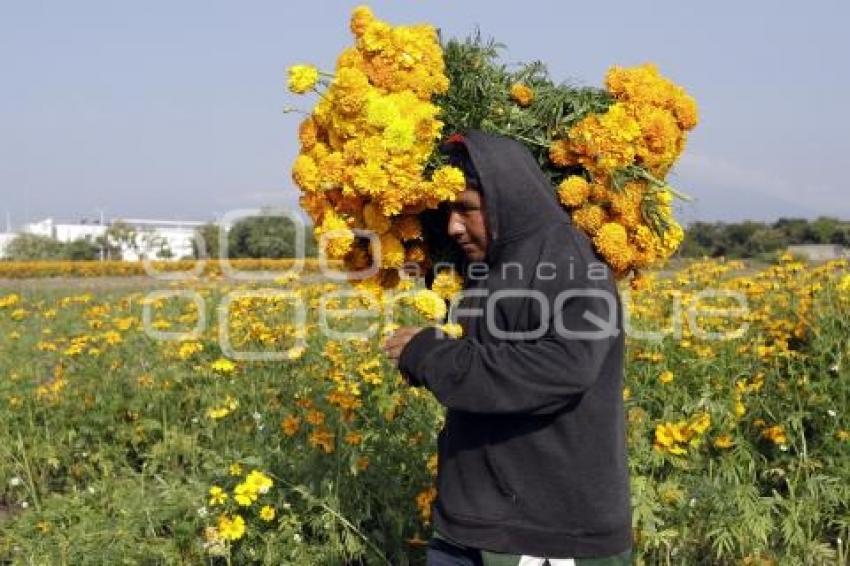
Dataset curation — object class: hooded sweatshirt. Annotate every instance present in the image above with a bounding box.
[398,130,632,557]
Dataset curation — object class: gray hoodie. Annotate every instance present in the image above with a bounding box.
[399,130,632,557]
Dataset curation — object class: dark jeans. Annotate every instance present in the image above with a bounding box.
[426,535,483,566]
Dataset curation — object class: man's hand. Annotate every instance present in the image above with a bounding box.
[382,326,423,364]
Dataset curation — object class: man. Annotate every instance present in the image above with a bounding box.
[383,131,632,565]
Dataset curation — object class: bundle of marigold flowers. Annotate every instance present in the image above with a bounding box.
[288,6,699,284]
[548,64,698,278]
[287,5,466,294]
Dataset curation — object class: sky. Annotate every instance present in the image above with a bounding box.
[1,0,848,230]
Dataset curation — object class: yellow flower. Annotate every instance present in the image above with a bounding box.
[688,412,711,435]
[439,322,463,338]
[217,514,246,541]
[548,139,578,167]
[429,165,466,202]
[229,463,243,477]
[287,64,319,94]
[431,269,463,301]
[292,154,321,192]
[349,5,375,37]
[557,176,591,208]
[713,434,734,449]
[316,211,355,260]
[211,358,236,374]
[410,290,447,321]
[426,453,439,475]
[761,425,787,446]
[510,82,534,107]
[259,505,276,522]
[383,119,416,151]
[734,400,746,418]
[207,396,238,420]
[234,483,257,507]
[571,204,607,236]
[593,223,633,275]
[208,486,228,506]
[658,370,674,384]
[245,470,274,495]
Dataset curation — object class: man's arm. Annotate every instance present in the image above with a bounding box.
[397,292,619,415]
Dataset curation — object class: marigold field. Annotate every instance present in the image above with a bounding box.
[1,256,849,565]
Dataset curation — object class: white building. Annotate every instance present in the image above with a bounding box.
[18,217,205,261]
[786,244,849,262]
[0,233,17,259]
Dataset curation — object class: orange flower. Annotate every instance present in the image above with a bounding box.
[509,83,534,107]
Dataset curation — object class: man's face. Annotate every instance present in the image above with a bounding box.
[447,187,489,262]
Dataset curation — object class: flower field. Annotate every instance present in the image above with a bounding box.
[0,259,338,280]
[1,255,849,565]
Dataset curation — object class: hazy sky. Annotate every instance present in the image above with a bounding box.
[2,0,848,229]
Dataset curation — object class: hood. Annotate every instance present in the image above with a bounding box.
[446,130,572,266]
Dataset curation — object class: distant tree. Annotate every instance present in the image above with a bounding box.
[829,225,850,246]
[774,218,811,244]
[680,217,850,259]
[810,216,841,244]
[227,211,316,259]
[680,222,724,257]
[748,228,786,255]
[6,234,66,260]
[192,223,223,259]
[63,237,101,260]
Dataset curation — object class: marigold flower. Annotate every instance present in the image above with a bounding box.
[287,64,319,94]
[593,223,633,274]
[259,505,276,522]
[510,82,534,107]
[439,322,463,338]
[281,415,301,436]
[761,425,787,445]
[210,358,236,374]
[431,269,463,301]
[217,514,246,541]
[349,5,374,37]
[208,486,228,506]
[409,290,447,321]
[557,176,591,208]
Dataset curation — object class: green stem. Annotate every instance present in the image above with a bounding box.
[490,128,548,148]
[274,476,391,565]
[16,432,42,512]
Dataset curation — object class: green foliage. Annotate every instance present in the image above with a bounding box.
[5,234,103,261]
[226,212,318,259]
[5,234,68,261]
[62,238,101,261]
[680,217,850,259]
[193,223,224,259]
[2,258,849,564]
[429,31,612,186]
